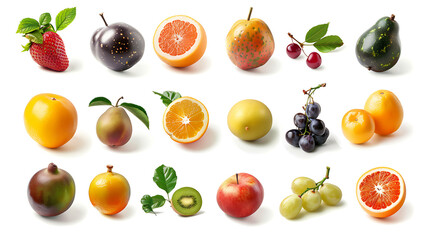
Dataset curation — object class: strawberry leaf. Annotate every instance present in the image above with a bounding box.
[88,97,112,106]
[313,35,344,53]
[305,23,329,43]
[55,7,76,31]
[120,102,149,129]
[22,42,32,52]
[17,18,40,34]
[25,30,43,44]
[39,13,51,26]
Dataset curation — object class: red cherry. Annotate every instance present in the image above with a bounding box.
[286,43,301,59]
[306,52,322,69]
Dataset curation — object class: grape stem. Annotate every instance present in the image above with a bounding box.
[301,83,326,135]
[299,166,330,198]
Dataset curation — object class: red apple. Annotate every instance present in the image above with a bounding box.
[216,173,264,218]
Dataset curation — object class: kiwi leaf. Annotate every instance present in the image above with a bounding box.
[153,165,177,200]
[141,195,166,215]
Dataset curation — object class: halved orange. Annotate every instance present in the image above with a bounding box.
[356,167,406,218]
[153,15,207,67]
[163,97,209,143]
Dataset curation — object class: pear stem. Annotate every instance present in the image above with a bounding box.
[247,7,253,21]
[115,96,124,107]
[99,13,108,26]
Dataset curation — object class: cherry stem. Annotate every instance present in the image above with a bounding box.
[236,173,239,185]
[107,165,113,172]
[99,13,108,26]
[247,7,253,21]
[115,96,124,107]
[299,166,330,198]
[288,32,308,57]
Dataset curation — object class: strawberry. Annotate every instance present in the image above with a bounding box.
[17,7,76,72]
[30,31,69,71]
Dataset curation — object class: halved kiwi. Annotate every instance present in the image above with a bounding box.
[171,187,202,216]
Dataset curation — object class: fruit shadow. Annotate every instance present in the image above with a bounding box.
[104,205,136,220]
[44,133,91,155]
[67,58,83,72]
[181,127,218,151]
[108,134,150,153]
[229,207,273,225]
[235,127,279,152]
[108,62,149,77]
[39,204,86,224]
[371,203,412,223]
[164,57,211,74]
[241,57,281,75]
[371,58,412,76]
[359,124,411,147]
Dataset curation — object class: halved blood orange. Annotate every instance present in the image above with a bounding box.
[153,15,207,67]
[163,97,209,143]
[356,167,405,218]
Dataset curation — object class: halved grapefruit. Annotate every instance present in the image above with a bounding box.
[163,97,209,143]
[153,15,207,67]
[356,167,405,218]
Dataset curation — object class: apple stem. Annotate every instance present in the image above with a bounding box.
[99,13,109,27]
[115,96,124,107]
[236,173,239,185]
[247,7,253,21]
[107,165,113,172]
[48,163,58,174]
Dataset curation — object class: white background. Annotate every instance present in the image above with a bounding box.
[1,0,425,239]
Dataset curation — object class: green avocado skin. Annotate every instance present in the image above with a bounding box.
[356,16,400,72]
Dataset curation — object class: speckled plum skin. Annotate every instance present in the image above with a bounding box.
[91,22,145,71]
[226,18,274,70]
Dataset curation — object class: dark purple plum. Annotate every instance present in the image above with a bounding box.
[91,13,145,71]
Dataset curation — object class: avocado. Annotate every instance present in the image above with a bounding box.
[356,14,400,72]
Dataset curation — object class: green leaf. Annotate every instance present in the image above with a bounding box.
[22,42,32,52]
[313,35,344,53]
[88,97,112,106]
[39,13,51,26]
[153,91,182,107]
[141,195,154,213]
[153,165,177,197]
[305,23,329,43]
[55,7,76,31]
[151,195,167,209]
[141,195,166,214]
[120,102,150,129]
[25,30,43,44]
[16,18,40,34]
